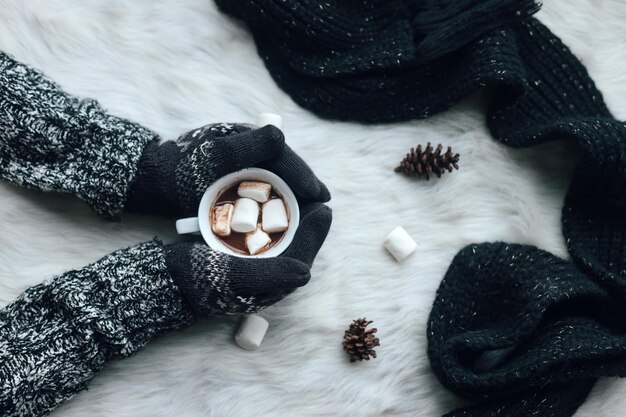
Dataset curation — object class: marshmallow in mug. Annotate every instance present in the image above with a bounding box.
[246,227,272,255]
[238,181,272,203]
[212,203,234,237]
[230,198,259,233]
[262,199,289,233]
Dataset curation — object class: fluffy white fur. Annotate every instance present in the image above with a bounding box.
[0,1,624,416]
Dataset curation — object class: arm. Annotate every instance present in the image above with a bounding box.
[0,51,320,221]
[0,199,332,417]
[0,194,331,417]
[0,51,332,416]
[0,241,193,416]
[0,51,158,218]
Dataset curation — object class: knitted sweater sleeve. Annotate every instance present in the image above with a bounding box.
[0,241,194,417]
[0,51,159,219]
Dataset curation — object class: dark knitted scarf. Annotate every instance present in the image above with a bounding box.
[216,1,626,416]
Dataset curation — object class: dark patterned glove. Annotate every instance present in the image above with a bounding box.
[165,202,331,315]
[0,51,332,316]
[125,122,330,217]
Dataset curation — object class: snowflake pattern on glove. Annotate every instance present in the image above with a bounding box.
[173,123,254,214]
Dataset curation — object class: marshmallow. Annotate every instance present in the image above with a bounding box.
[231,198,259,233]
[256,113,283,129]
[383,226,417,262]
[238,181,272,203]
[246,227,271,255]
[262,199,289,233]
[235,314,269,350]
[211,203,233,237]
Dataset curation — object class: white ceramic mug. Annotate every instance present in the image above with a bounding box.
[176,168,300,258]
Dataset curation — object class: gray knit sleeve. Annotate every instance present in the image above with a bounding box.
[0,241,194,417]
[0,51,159,218]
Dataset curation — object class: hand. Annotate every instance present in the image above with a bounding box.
[164,202,332,315]
[125,123,330,217]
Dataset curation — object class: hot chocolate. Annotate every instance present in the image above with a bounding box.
[211,181,289,255]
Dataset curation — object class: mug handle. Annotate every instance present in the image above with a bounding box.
[176,217,200,234]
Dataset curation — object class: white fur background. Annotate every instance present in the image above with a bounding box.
[0,1,624,416]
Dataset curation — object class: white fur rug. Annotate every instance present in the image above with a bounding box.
[0,1,625,416]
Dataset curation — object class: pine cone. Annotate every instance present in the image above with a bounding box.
[342,318,380,362]
[394,143,460,180]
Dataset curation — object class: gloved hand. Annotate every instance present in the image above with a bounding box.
[0,51,329,219]
[165,202,331,315]
[125,122,330,217]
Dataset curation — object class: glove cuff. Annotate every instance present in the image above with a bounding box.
[125,140,181,216]
[164,242,236,316]
[69,100,162,219]
[164,241,312,317]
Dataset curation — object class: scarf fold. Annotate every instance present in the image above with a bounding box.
[216,1,626,415]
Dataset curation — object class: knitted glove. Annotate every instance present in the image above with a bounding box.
[0,199,331,416]
[165,202,331,315]
[125,122,330,217]
[0,203,330,417]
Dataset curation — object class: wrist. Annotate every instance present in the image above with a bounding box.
[164,242,234,316]
[125,140,180,216]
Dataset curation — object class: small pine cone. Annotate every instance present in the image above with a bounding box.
[342,318,380,362]
[394,142,460,180]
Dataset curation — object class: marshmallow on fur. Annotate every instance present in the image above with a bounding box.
[235,314,269,350]
[383,226,417,262]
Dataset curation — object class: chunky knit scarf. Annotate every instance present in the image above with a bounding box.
[216,1,626,415]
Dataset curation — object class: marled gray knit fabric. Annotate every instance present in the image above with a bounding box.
[0,51,158,218]
[0,241,194,417]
